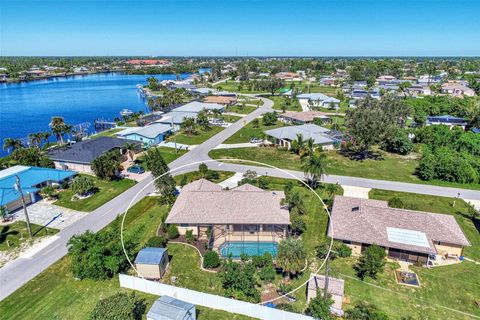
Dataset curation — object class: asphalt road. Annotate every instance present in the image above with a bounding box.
[1,95,479,301]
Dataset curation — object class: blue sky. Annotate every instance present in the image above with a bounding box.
[1,0,479,56]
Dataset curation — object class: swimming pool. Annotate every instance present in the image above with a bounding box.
[219,241,278,258]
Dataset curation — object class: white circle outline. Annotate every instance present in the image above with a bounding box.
[120,158,334,306]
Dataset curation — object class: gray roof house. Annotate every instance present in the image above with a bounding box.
[118,123,172,146]
[297,93,340,108]
[173,101,224,113]
[47,137,141,174]
[147,296,196,320]
[265,124,335,150]
[328,196,470,265]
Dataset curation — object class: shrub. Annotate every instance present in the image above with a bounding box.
[355,244,386,279]
[305,289,334,320]
[203,250,221,269]
[252,252,273,268]
[262,112,278,126]
[40,185,57,200]
[89,293,146,320]
[381,128,413,155]
[205,170,220,181]
[291,215,306,235]
[316,240,352,260]
[166,224,179,239]
[345,302,389,320]
[388,196,405,209]
[71,175,96,196]
[145,236,167,248]
[91,151,121,181]
[258,264,276,282]
[185,229,195,243]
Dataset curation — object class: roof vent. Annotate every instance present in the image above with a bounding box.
[351,206,360,212]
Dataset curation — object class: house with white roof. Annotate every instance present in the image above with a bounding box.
[117,123,172,146]
[265,124,336,150]
[297,93,340,109]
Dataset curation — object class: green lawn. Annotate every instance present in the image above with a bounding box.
[210,147,480,190]
[54,175,136,212]
[369,189,480,260]
[90,128,123,138]
[174,170,235,185]
[268,95,302,111]
[136,146,187,166]
[169,126,224,145]
[0,197,253,320]
[224,120,287,144]
[226,104,257,114]
[214,80,263,93]
[0,222,59,251]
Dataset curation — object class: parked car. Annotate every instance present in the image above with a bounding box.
[127,165,145,174]
[250,138,263,143]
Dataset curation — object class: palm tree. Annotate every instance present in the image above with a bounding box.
[304,138,315,157]
[123,142,137,162]
[41,132,51,145]
[3,138,23,153]
[181,117,197,136]
[276,238,307,279]
[301,152,328,188]
[292,133,305,156]
[50,116,66,143]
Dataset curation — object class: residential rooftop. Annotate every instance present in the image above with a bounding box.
[265,124,335,145]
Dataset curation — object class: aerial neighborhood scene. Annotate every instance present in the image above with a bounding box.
[1,1,480,319]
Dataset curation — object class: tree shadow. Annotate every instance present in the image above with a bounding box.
[0,226,19,244]
[339,148,384,161]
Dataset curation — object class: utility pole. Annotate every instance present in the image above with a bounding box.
[324,251,331,302]
[15,175,33,238]
[171,118,177,153]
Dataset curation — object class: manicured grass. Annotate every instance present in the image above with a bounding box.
[90,128,123,138]
[268,95,302,111]
[224,121,287,144]
[169,126,224,145]
[54,175,136,212]
[214,80,262,93]
[369,189,479,260]
[137,146,187,166]
[226,104,257,114]
[174,170,235,185]
[0,222,59,251]
[209,147,480,190]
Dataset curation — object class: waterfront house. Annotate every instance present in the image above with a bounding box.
[297,93,340,109]
[265,124,336,150]
[307,274,345,316]
[135,247,169,280]
[165,179,290,257]
[426,115,467,129]
[47,137,141,174]
[118,123,172,146]
[155,111,198,131]
[191,87,216,96]
[279,111,330,125]
[203,95,237,105]
[147,296,196,320]
[174,101,225,113]
[328,196,470,265]
[0,165,76,213]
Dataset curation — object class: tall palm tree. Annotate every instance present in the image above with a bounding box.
[181,117,197,136]
[3,138,23,153]
[301,153,328,188]
[304,138,315,157]
[50,116,66,143]
[294,133,305,156]
[42,132,51,145]
[123,142,137,162]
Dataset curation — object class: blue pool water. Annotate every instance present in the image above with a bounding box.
[0,70,209,157]
[219,241,279,258]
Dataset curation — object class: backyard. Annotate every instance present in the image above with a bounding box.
[54,175,136,212]
[0,197,253,320]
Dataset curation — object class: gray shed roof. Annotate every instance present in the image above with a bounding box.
[147,296,195,320]
[135,247,168,265]
[47,137,140,164]
[121,123,172,139]
[265,124,334,146]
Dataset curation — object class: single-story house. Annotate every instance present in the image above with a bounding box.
[191,87,216,96]
[0,165,76,213]
[135,247,169,280]
[328,196,471,265]
[47,136,141,174]
[214,90,237,97]
[441,82,476,97]
[173,101,224,113]
[203,95,237,105]
[406,84,432,96]
[417,75,441,85]
[279,111,330,125]
[165,179,290,257]
[118,123,172,146]
[155,111,198,131]
[275,72,299,80]
[307,273,345,316]
[319,77,337,86]
[265,124,336,150]
[147,296,196,320]
[297,93,340,109]
[351,88,380,99]
[426,115,467,129]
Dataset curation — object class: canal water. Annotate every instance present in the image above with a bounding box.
[0,71,204,156]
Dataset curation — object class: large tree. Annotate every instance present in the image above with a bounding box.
[306,289,334,320]
[3,138,23,153]
[50,116,68,143]
[355,244,386,279]
[276,237,307,278]
[301,153,328,188]
[91,151,121,180]
[144,148,176,204]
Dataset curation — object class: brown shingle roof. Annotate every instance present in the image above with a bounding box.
[328,196,470,255]
[279,111,329,123]
[166,179,290,225]
[203,96,236,105]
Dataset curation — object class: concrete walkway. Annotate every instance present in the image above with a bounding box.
[218,172,244,189]
[298,99,310,112]
[214,142,260,149]
[341,185,371,199]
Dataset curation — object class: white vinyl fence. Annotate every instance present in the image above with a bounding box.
[119,274,314,320]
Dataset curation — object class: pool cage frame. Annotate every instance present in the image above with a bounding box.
[207,223,288,258]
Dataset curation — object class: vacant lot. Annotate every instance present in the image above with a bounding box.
[170,125,224,145]
[224,120,287,144]
[0,222,58,251]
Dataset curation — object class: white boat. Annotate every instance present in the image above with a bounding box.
[120,108,134,117]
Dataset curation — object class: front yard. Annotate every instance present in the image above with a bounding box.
[224,120,287,144]
[169,125,224,145]
[54,175,136,212]
[0,221,59,251]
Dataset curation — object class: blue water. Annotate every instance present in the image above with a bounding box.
[0,70,209,157]
[219,241,279,258]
